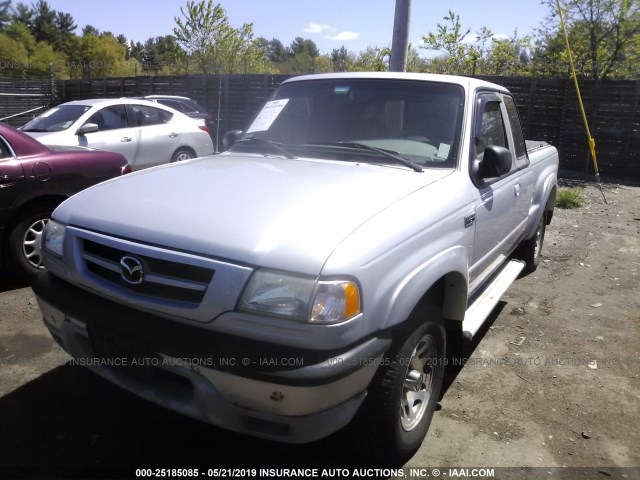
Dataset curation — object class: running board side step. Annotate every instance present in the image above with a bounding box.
[462,260,525,342]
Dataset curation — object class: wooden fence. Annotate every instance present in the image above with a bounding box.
[0,74,52,126]
[3,73,639,180]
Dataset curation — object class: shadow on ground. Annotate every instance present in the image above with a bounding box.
[0,363,398,478]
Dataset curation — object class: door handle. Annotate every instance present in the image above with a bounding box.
[0,174,15,185]
[121,137,132,142]
[169,132,178,138]
[513,184,521,197]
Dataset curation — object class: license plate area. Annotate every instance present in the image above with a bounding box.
[89,326,156,376]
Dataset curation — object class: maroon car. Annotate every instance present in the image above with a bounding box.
[0,122,130,279]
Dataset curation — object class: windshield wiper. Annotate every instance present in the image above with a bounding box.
[234,138,296,159]
[318,141,423,172]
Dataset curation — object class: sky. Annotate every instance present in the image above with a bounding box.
[44,0,550,55]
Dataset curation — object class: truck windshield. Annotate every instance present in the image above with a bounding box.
[230,78,465,169]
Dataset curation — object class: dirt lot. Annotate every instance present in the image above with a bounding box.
[0,181,638,478]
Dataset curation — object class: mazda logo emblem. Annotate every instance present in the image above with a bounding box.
[119,255,145,285]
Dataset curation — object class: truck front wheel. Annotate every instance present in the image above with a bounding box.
[357,320,446,465]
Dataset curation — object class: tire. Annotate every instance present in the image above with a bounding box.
[354,319,446,466]
[170,148,194,163]
[514,212,546,274]
[4,206,54,280]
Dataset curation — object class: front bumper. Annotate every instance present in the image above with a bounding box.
[32,272,389,443]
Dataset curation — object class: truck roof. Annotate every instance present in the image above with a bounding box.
[282,72,508,93]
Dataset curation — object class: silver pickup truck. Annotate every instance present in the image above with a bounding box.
[32,72,558,464]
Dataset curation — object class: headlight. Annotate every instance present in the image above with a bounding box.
[42,220,66,257]
[238,270,361,324]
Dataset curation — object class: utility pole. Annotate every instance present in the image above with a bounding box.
[389,0,411,72]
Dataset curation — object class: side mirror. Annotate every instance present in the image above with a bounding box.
[479,145,512,179]
[222,130,243,150]
[76,123,98,135]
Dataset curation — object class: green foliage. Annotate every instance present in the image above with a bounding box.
[0,0,11,30]
[534,0,640,79]
[556,187,584,209]
[330,46,353,71]
[421,10,471,74]
[420,10,532,76]
[173,0,272,74]
[140,35,185,74]
[350,46,390,72]
[0,0,636,80]
[0,32,28,74]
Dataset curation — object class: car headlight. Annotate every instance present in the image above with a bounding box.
[238,270,361,324]
[42,220,66,257]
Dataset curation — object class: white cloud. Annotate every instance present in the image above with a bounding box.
[324,31,359,41]
[304,23,331,34]
[492,33,509,41]
[461,33,479,45]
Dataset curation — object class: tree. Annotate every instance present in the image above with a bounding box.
[68,33,137,78]
[82,24,99,36]
[173,0,271,74]
[314,55,333,72]
[420,10,471,74]
[287,37,320,73]
[421,10,532,76]
[406,46,430,72]
[535,0,640,79]
[351,46,390,71]
[290,37,319,58]
[266,38,288,63]
[0,33,29,75]
[5,21,35,53]
[0,0,11,30]
[331,46,354,71]
[11,2,33,26]
[141,35,185,74]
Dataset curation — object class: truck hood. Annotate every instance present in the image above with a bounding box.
[54,153,452,274]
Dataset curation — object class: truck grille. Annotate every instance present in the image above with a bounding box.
[82,239,214,304]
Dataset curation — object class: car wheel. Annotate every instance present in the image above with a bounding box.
[171,148,194,163]
[355,318,446,466]
[5,206,54,280]
[514,212,546,274]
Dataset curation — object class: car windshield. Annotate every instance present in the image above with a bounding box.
[230,78,465,169]
[22,105,91,132]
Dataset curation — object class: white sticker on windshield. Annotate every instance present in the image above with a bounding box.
[246,99,289,133]
[41,107,59,118]
[437,143,451,159]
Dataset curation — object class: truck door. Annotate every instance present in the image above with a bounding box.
[469,93,533,289]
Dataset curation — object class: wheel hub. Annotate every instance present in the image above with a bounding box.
[22,218,48,269]
[400,335,436,431]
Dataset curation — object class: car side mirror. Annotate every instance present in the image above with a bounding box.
[222,130,243,150]
[479,145,512,179]
[76,123,99,135]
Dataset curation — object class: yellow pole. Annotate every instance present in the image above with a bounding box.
[556,0,602,184]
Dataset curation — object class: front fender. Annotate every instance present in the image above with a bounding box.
[382,246,469,330]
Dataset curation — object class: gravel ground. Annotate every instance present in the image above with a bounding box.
[0,182,638,478]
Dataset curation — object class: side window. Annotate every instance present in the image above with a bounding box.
[0,136,13,158]
[158,99,184,112]
[503,96,527,165]
[85,105,128,131]
[178,101,199,114]
[130,105,173,127]
[476,101,508,156]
